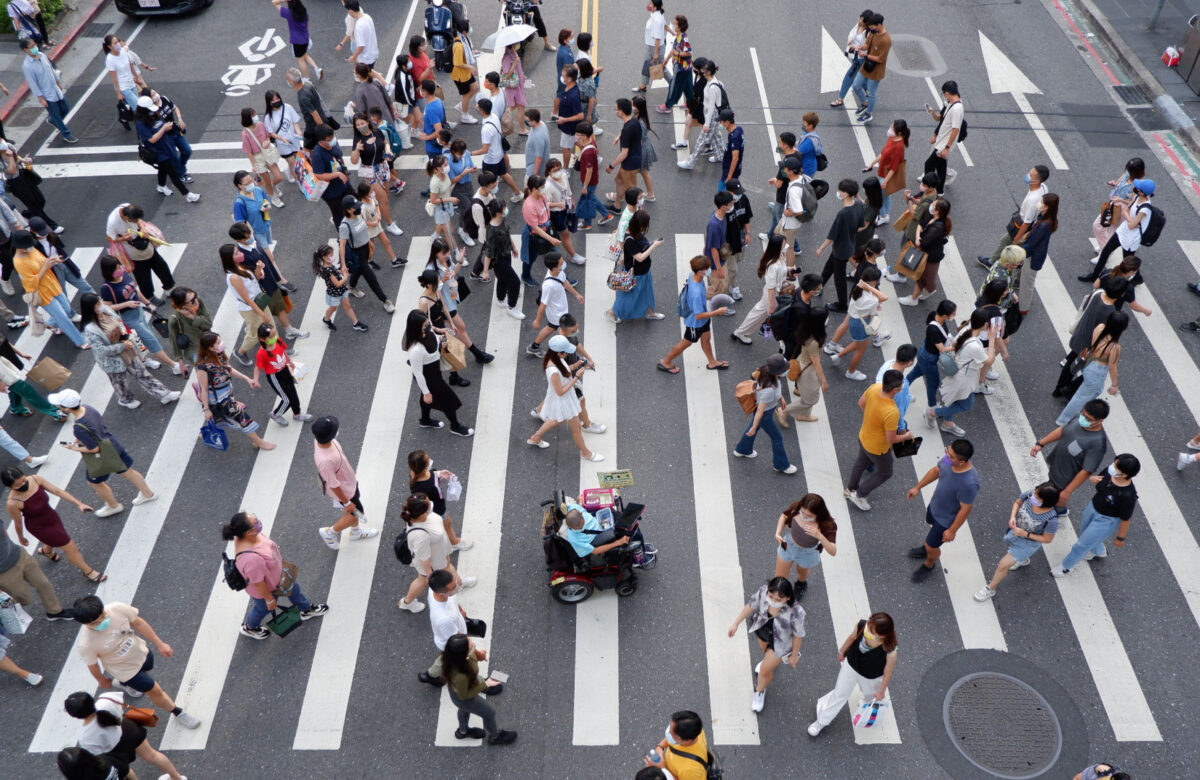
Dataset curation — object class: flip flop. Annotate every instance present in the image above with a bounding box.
[829,98,844,107]
[84,569,107,583]
[706,362,730,370]
[656,362,680,374]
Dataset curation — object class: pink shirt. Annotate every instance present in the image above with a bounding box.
[522,194,550,228]
[235,536,283,596]
[241,122,270,155]
[313,440,356,500]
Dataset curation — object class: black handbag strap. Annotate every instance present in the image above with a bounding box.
[666,745,710,770]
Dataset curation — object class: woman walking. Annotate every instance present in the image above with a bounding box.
[441,634,517,744]
[609,210,664,323]
[864,118,908,224]
[1012,193,1058,315]
[657,14,692,113]
[424,242,494,370]
[4,467,103,583]
[731,235,788,345]
[97,256,182,376]
[829,267,888,381]
[273,0,322,80]
[166,287,211,369]
[313,241,367,333]
[1081,178,1155,283]
[544,159,587,265]
[906,300,957,409]
[974,482,1060,602]
[338,196,395,313]
[134,97,198,201]
[397,493,474,614]
[0,633,42,687]
[500,43,527,134]
[408,448,471,551]
[1056,311,1126,428]
[732,355,796,474]
[1,144,59,230]
[829,10,873,108]
[520,175,562,285]
[350,112,401,236]
[427,154,464,262]
[854,178,883,255]
[240,107,285,208]
[783,304,831,424]
[727,577,806,713]
[251,323,312,427]
[80,294,181,411]
[1092,157,1143,252]
[402,310,474,437]
[104,34,139,112]
[807,612,898,736]
[773,494,838,599]
[898,198,951,306]
[221,244,283,364]
[221,510,328,640]
[194,332,276,451]
[527,335,604,461]
[631,96,658,201]
[481,201,523,318]
[65,691,186,780]
[924,310,997,438]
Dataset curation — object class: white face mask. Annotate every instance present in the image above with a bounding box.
[886,127,895,138]
[664,727,678,745]
[767,598,787,609]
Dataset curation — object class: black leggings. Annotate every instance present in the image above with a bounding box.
[349,256,388,301]
[1082,232,1134,282]
[819,254,850,307]
[494,259,520,307]
[132,251,175,299]
[419,398,462,427]
[155,157,190,195]
[265,367,301,415]
[924,150,948,195]
[7,173,56,228]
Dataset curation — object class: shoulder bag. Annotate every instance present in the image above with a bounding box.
[1068,289,1102,335]
[891,209,912,233]
[26,356,70,391]
[896,242,927,282]
[666,745,724,780]
[76,423,127,480]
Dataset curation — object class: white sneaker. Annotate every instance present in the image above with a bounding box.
[733,449,758,459]
[897,295,918,307]
[844,489,871,511]
[457,227,476,246]
[973,384,994,395]
[93,503,124,518]
[132,492,158,506]
[1088,254,1100,265]
[1009,558,1029,570]
[349,525,379,540]
[186,192,201,203]
[677,159,694,170]
[269,412,289,426]
[730,287,743,301]
[507,307,525,320]
[807,721,825,737]
[174,710,201,729]
[875,214,890,226]
[884,271,907,284]
[775,464,798,475]
[531,408,544,420]
[398,597,426,613]
[945,168,958,186]
[349,288,366,298]
[751,690,765,713]
[26,454,48,468]
[285,327,310,339]
[156,185,172,196]
[973,586,996,602]
[822,341,840,355]
[386,222,404,236]
[318,526,340,550]
[570,253,587,265]
[270,196,285,208]
[986,369,1000,381]
[1178,452,1195,471]
[707,154,720,163]
[459,576,478,588]
[458,113,479,125]
[117,398,141,409]
[1084,546,1107,560]
[0,279,14,295]
[383,300,396,313]
[1050,565,1069,578]
[758,232,769,242]
[582,422,607,433]
[844,370,867,381]
[25,672,43,686]
[940,421,966,437]
[293,412,314,422]
[452,539,475,551]
[871,332,891,347]
[171,362,187,375]
[160,391,181,405]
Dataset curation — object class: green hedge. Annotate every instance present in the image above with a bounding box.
[0,1,66,37]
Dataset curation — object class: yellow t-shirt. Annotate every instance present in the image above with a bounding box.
[664,731,711,780]
[859,383,899,455]
[14,248,62,305]
[451,40,473,83]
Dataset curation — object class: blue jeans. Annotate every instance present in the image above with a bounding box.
[0,426,29,461]
[850,72,881,115]
[246,580,313,629]
[907,348,941,407]
[53,263,94,296]
[1061,503,1120,571]
[734,409,790,471]
[168,131,192,175]
[878,177,891,219]
[934,393,974,422]
[44,97,74,140]
[664,67,692,108]
[120,88,139,111]
[576,184,611,224]
[1056,361,1106,427]
[41,293,84,346]
[839,58,863,99]
[120,307,163,354]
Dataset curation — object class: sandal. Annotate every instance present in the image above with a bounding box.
[829,98,844,108]
[39,546,60,562]
[84,569,108,583]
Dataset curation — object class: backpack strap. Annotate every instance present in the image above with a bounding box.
[666,745,710,769]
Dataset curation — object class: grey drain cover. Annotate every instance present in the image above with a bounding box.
[945,673,1061,779]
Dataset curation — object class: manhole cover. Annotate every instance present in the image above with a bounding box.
[944,673,1061,779]
[6,106,42,127]
[79,22,114,39]
[887,34,947,78]
[1128,106,1172,131]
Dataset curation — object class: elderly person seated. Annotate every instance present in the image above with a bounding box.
[562,500,656,567]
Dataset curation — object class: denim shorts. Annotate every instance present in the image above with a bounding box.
[325,292,345,307]
[85,449,133,485]
[119,648,157,692]
[1004,529,1043,564]
[847,316,869,342]
[777,541,822,569]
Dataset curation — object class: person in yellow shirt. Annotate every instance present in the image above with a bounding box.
[643,710,716,780]
[11,230,86,347]
[449,19,480,125]
[844,370,914,511]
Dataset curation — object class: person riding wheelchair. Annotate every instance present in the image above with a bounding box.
[563,501,656,569]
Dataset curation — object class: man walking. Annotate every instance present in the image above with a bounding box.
[845,370,915,511]
[724,179,752,302]
[814,180,863,313]
[312,415,379,550]
[718,109,743,193]
[763,132,801,240]
[978,164,1049,269]
[287,68,334,150]
[524,108,550,179]
[417,568,475,687]
[657,255,729,373]
[908,439,980,582]
[704,191,735,310]
[1030,399,1110,517]
[606,98,642,207]
[20,38,75,143]
[556,64,585,168]
[850,13,890,125]
[342,1,378,69]
[0,527,74,621]
[923,81,963,196]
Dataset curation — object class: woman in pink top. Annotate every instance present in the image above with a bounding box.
[520,175,561,283]
[240,107,285,208]
[222,511,328,640]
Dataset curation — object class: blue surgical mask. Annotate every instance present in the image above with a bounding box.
[1107,464,1120,478]
[1078,414,1091,429]
[940,455,951,467]
[1024,173,1032,184]
[90,616,111,632]
[1030,496,1043,508]
[29,46,39,57]
[703,267,712,279]
[664,727,678,745]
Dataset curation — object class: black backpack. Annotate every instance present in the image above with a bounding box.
[715,83,731,113]
[222,551,249,591]
[393,527,428,566]
[935,103,968,143]
[136,143,159,168]
[461,196,487,240]
[1138,204,1166,247]
[767,293,795,339]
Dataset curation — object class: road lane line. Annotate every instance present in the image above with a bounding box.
[748,47,778,164]
[159,279,332,749]
[35,155,527,180]
[432,238,526,746]
[938,239,1160,742]
[675,235,759,746]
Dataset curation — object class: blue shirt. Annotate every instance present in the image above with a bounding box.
[704,212,727,266]
[683,277,709,328]
[874,362,912,431]
[423,98,447,156]
[565,503,602,556]
[21,52,62,102]
[558,86,583,136]
[926,459,980,526]
[232,187,271,238]
[798,132,821,177]
[555,46,574,98]
[722,126,744,180]
[447,151,474,187]
[525,123,551,177]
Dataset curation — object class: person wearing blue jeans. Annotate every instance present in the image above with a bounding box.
[0,425,47,467]
[221,511,329,640]
[849,13,889,123]
[1052,454,1139,577]
[20,39,76,143]
[733,355,796,474]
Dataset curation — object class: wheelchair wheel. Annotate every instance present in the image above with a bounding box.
[614,577,638,597]
[552,580,594,604]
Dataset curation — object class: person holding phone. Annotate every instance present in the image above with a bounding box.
[773,494,838,599]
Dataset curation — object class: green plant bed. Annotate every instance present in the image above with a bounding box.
[0,1,67,38]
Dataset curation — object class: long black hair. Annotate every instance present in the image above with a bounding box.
[287,0,309,24]
[795,306,829,347]
[402,310,431,351]
[757,235,784,278]
[955,308,990,352]
[78,293,103,331]
[441,633,478,686]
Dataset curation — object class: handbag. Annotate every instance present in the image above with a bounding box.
[891,209,912,232]
[76,423,127,480]
[892,436,923,458]
[648,62,665,81]
[1099,201,1114,228]
[1004,306,1024,336]
[26,356,70,391]
[607,269,636,292]
[938,351,959,376]
[445,474,463,502]
[200,420,229,451]
[0,592,33,634]
[124,706,159,728]
[863,314,881,336]
[896,243,927,282]
[1004,208,1022,239]
[499,70,519,89]
[465,617,487,638]
[266,604,303,637]
[440,333,467,372]
[456,275,471,303]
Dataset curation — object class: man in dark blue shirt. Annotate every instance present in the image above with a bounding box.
[719,109,743,192]
[704,191,736,314]
[310,126,352,226]
[555,64,585,169]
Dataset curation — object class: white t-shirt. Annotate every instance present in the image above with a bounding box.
[481,117,505,164]
[77,693,125,755]
[477,88,505,120]
[763,260,788,294]
[267,104,303,155]
[782,178,807,229]
[645,11,666,46]
[105,204,136,241]
[540,270,569,324]
[848,292,878,321]
[408,515,450,572]
[428,594,467,651]
[1018,184,1047,225]
[77,603,147,684]
[105,50,135,91]
[1115,201,1150,251]
[933,101,964,150]
[352,13,379,64]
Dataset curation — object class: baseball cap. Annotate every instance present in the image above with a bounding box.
[48,389,82,409]
[340,195,361,212]
[547,334,576,354]
[27,217,50,236]
[783,157,803,173]
[1132,178,1155,196]
[718,108,735,123]
[136,95,155,111]
[312,415,339,444]
[10,230,34,250]
[725,178,744,195]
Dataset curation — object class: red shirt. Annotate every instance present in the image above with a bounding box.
[878,136,905,179]
[255,341,288,375]
[410,52,434,82]
[578,143,600,187]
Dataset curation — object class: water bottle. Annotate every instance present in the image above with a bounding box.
[647,748,662,765]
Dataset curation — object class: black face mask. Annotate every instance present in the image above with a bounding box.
[271,102,283,109]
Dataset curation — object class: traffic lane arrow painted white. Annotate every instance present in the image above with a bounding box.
[820,26,852,95]
[978,30,1068,170]
[821,27,875,164]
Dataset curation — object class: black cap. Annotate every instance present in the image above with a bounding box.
[312,415,339,444]
[718,108,735,123]
[27,217,50,236]
[725,178,744,195]
[340,195,361,213]
[783,157,803,173]
[11,230,34,250]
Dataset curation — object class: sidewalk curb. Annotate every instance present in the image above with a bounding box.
[0,0,109,123]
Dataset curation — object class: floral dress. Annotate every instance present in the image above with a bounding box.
[196,359,258,434]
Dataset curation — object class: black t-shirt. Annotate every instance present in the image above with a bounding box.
[923,320,950,354]
[1097,269,1141,305]
[411,474,447,515]
[775,152,802,203]
[845,619,889,679]
[919,219,947,263]
[310,143,350,202]
[619,118,643,171]
[623,234,652,275]
[725,194,753,254]
[354,128,388,167]
[296,84,327,131]
[1091,475,1138,520]
[828,201,864,260]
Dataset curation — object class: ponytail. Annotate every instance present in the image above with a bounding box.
[400,494,431,524]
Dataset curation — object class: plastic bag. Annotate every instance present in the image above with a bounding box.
[852,698,888,728]
[445,474,463,502]
[0,593,33,635]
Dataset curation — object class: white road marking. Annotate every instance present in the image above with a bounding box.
[978,30,1068,170]
[33,154,526,180]
[748,47,779,165]
[820,27,874,163]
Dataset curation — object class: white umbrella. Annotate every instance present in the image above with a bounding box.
[483,23,537,52]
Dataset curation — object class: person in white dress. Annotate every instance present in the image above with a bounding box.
[731,235,788,344]
[527,335,603,462]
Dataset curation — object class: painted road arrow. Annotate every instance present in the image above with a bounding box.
[979,30,1069,170]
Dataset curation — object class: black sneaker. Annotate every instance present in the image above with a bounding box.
[487,730,518,745]
[418,671,445,687]
[391,257,408,268]
[907,546,928,559]
[450,425,475,437]
[279,281,299,293]
[46,609,74,621]
[418,419,444,429]
[469,272,485,282]
[300,604,329,620]
[911,563,936,582]
[352,321,369,332]
[323,318,337,331]
[793,579,808,599]
[182,174,195,184]
[240,624,270,640]
[448,373,471,387]
[975,256,993,270]
[473,350,495,364]
[1182,322,1200,333]
[456,727,486,739]
[521,276,538,287]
